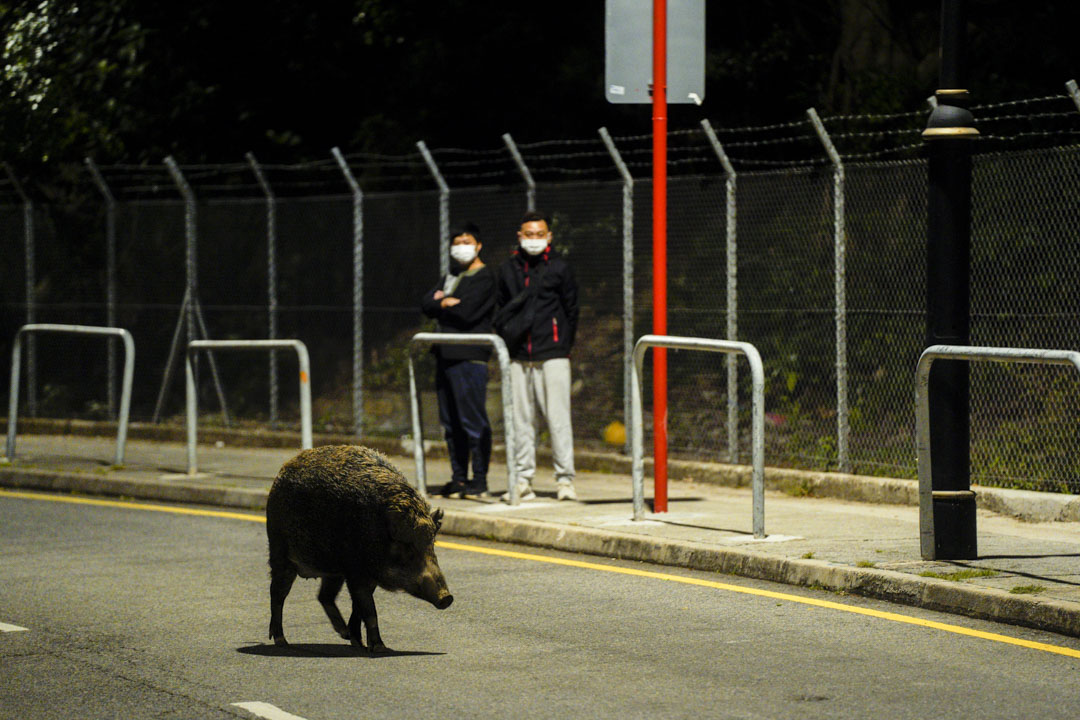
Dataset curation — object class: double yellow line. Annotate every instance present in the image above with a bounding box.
[4,488,1079,659]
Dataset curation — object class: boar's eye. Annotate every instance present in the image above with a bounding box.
[389,540,414,563]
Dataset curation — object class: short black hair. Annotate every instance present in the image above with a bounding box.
[519,210,550,227]
[450,221,481,243]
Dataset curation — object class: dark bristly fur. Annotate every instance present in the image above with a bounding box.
[265,445,452,653]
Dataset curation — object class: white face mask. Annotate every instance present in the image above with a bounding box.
[450,244,478,265]
[520,238,548,256]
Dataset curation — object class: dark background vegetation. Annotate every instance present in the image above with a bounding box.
[2,0,1078,192]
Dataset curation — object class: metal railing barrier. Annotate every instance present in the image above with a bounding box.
[186,339,312,475]
[631,334,766,536]
[5,324,135,466]
[916,344,1080,559]
[407,333,518,502]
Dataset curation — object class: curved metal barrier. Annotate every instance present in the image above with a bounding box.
[5,324,135,466]
[407,333,517,502]
[916,344,1080,559]
[186,339,312,475]
[632,334,766,537]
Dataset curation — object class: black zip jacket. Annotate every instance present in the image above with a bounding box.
[495,249,579,361]
[420,264,496,362]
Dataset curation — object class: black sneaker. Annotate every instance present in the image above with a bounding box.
[440,481,466,499]
[462,483,491,500]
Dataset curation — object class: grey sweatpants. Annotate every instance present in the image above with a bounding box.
[509,358,575,484]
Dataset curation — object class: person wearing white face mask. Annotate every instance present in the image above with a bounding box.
[421,223,496,499]
[494,210,580,502]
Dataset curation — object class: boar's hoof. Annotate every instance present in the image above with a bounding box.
[369,642,391,655]
[348,635,367,652]
[273,636,289,647]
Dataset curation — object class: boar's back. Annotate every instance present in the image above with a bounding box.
[267,445,437,576]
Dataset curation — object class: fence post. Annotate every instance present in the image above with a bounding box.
[598,127,635,456]
[84,159,119,418]
[416,141,450,278]
[246,152,280,428]
[1067,79,1080,112]
[160,156,230,425]
[164,156,198,353]
[807,108,849,474]
[5,165,36,417]
[700,119,740,464]
[502,133,537,212]
[331,147,365,438]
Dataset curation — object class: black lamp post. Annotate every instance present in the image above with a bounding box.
[923,0,979,559]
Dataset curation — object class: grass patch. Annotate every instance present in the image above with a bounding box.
[800,552,815,559]
[784,479,815,498]
[1008,584,1046,595]
[856,561,876,568]
[918,568,1000,581]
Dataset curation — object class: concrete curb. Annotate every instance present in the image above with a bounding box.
[0,467,268,510]
[4,465,1079,639]
[8,418,1080,522]
[438,510,1080,639]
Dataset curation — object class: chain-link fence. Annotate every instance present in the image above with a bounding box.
[3,88,1080,492]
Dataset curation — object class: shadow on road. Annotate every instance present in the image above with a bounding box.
[237,642,445,658]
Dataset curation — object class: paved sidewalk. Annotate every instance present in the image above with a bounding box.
[3,433,1080,637]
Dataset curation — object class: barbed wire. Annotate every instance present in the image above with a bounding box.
[823,109,928,123]
[971,94,1069,111]
[977,129,1080,142]
[838,142,926,162]
[829,128,923,140]
[689,117,811,135]
[4,90,1075,197]
[517,137,603,149]
[974,110,1079,123]
[429,146,507,158]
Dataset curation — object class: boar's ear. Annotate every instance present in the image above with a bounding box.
[432,508,444,533]
[387,505,435,547]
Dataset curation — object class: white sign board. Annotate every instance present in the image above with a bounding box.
[605,0,705,104]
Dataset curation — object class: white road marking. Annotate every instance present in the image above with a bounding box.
[231,701,309,720]
[157,472,211,481]
[0,622,28,632]
[471,501,560,513]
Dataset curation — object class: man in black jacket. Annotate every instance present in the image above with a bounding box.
[421,222,496,498]
[494,210,579,501]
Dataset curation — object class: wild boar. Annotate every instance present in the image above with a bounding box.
[265,445,453,653]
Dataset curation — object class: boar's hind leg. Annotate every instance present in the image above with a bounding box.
[268,562,297,646]
[345,576,388,654]
[317,576,353,643]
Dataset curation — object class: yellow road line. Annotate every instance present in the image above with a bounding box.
[0,489,264,523]
[436,540,1080,659]
[4,488,1079,659]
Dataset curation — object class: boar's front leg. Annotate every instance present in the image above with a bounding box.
[317,576,352,643]
[345,576,388,654]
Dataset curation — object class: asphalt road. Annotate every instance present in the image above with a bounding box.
[3,490,1080,720]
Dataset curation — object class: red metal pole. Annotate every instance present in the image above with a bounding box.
[652,0,668,513]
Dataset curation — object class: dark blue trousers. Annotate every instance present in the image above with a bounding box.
[436,359,492,491]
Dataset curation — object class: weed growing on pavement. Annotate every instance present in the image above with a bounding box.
[800,552,815,559]
[856,561,876,568]
[918,568,1000,581]
[1008,584,1046,594]
[784,478,815,498]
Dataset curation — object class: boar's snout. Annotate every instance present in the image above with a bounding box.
[418,557,453,609]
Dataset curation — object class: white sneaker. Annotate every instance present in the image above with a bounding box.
[501,481,536,503]
[556,482,578,501]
